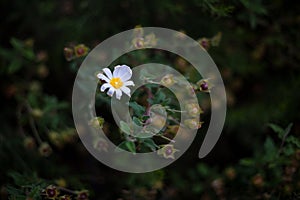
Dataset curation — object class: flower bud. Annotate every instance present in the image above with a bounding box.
[36,64,49,78]
[196,79,212,92]
[198,38,210,50]
[151,114,166,129]
[132,37,144,49]
[64,47,74,61]
[211,32,222,47]
[29,81,41,92]
[23,136,36,150]
[133,25,144,38]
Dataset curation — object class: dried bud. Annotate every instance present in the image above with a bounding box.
[225,167,236,180]
[211,178,224,196]
[211,32,222,47]
[29,81,42,92]
[89,117,105,129]
[36,50,48,62]
[74,44,89,58]
[157,144,179,159]
[59,195,71,200]
[45,185,59,199]
[23,137,36,150]
[39,142,52,157]
[31,109,43,118]
[37,64,49,78]
[252,174,264,188]
[161,74,175,87]
[76,190,89,200]
[93,138,109,152]
[184,119,203,129]
[24,38,34,47]
[48,131,62,147]
[185,103,203,117]
[174,30,186,40]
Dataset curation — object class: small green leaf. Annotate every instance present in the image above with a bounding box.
[263,137,277,162]
[268,123,284,138]
[132,117,142,126]
[125,141,136,153]
[283,144,295,156]
[143,138,159,151]
[7,58,22,74]
[196,164,210,177]
[120,121,131,135]
[116,141,136,153]
[129,102,146,116]
[239,158,254,166]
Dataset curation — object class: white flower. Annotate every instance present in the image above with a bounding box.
[97,65,135,100]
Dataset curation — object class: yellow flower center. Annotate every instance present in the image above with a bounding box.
[110,77,123,89]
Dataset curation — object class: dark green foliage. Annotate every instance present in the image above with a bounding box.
[1,0,299,199]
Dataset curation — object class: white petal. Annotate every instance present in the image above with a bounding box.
[113,65,132,81]
[124,80,135,86]
[112,65,123,77]
[115,89,122,100]
[97,73,110,83]
[120,86,131,97]
[107,87,115,97]
[100,83,111,92]
[103,68,112,79]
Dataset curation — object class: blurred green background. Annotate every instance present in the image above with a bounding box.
[1,0,300,199]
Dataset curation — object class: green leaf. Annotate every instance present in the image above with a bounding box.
[268,123,284,138]
[239,158,255,166]
[132,117,142,126]
[116,141,136,153]
[286,136,300,148]
[196,164,210,177]
[142,138,159,151]
[120,121,131,135]
[263,137,277,162]
[283,144,295,156]
[125,141,136,153]
[7,58,22,74]
[129,102,146,116]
